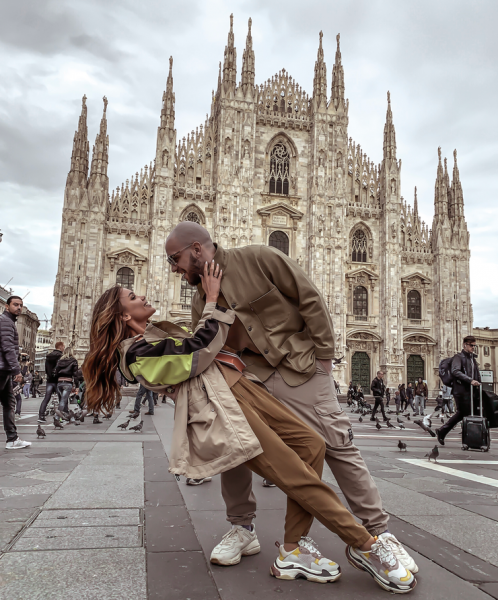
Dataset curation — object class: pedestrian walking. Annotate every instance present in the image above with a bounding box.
[413,377,428,416]
[54,348,78,422]
[385,387,391,408]
[83,270,416,594]
[437,336,482,445]
[0,296,31,449]
[23,371,33,398]
[441,384,453,414]
[37,342,64,423]
[394,389,401,414]
[399,384,407,412]
[132,384,154,415]
[406,382,415,412]
[370,371,388,421]
[31,371,42,397]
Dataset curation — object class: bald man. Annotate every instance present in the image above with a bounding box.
[165,223,418,574]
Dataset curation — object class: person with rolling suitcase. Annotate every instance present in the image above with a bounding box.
[436,335,484,447]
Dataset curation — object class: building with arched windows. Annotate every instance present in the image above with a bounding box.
[52,16,473,391]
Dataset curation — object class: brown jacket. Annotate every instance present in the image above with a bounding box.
[192,245,335,386]
[118,303,263,479]
[415,382,428,398]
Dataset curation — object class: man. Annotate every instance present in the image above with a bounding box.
[38,342,64,423]
[441,384,453,414]
[165,222,418,575]
[31,370,42,398]
[413,377,428,416]
[370,372,388,421]
[23,370,33,398]
[0,297,31,449]
[130,383,154,417]
[437,336,481,446]
[406,382,415,413]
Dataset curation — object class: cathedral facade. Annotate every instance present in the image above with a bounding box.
[52,16,473,391]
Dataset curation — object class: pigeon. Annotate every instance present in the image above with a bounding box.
[386,421,395,429]
[406,414,411,420]
[414,419,436,437]
[398,440,407,452]
[36,424,46,438]
[359,415,363,423]
[118,420,130,430]
[423,413,433,429]
[332,356,344,364]
[397,417,404,424]
[399,422,405,430]
[375,421,382,430]
[425,445,439,462]
[104,413,112,420]
[129,420,144,432]
[53,418,64,430]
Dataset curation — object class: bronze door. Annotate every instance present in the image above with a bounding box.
[351,352,370,390]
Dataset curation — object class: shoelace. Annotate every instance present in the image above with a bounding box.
[371,538,397,568]
[381,534,404,556]
[299,536,322,558]
[219,527,246,548]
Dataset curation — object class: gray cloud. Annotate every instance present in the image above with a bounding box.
[0,0,497,326]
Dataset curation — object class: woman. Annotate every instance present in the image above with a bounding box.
[54,348,78,422]
[399,384,407,413]
[83,262,415,594]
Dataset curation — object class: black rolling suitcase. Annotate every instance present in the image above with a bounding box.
[462,385,490,452]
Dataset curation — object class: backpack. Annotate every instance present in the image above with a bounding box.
[439,356,454,386]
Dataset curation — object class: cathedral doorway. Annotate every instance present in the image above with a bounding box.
[407,354,424,385]
[351,352,370,390]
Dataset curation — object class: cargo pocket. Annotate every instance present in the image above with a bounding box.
[187,401,231,466]
[313,399,352,448]
[249,287,290,330]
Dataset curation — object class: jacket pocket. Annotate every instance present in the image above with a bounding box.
[249,287,290,330]
[313,399,353,448]
[187,402,231,466]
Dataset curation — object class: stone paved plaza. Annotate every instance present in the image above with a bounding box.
[1,389,498,599]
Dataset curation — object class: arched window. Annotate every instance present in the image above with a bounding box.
[407,290,421,320]
[180,279,196,309]
[269,230,289,255]
[185,212,200,224]
[116,267,135,290]
[353,286,368,320]
[269,143,290,195]
[352,230,367,262]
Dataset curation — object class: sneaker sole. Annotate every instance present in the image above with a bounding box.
[345,546,416,594]
[186,477,213,486]
[6,445,31,450]
[270,561,341,583]
[210,539,261,565]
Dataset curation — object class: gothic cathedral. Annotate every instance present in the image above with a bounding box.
[52,16,473,390]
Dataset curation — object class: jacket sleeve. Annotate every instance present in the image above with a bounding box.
[191,291,204,332]
[257,246,335,359]
[0,317,21,375]
[451,353,473,385]
[128,303,235,386]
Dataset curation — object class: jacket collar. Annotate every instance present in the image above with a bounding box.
[462,349,473,358]
[3,311,17,323]
[197,244,228,299]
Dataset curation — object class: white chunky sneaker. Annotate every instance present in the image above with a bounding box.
[378,532,419,574]
[6,438,32,450]
[346,537,416,594]
[210,525,260,566]
[271,541,341,583]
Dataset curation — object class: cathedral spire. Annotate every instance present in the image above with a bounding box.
[312,31,327,110]
[160,56,175,132]
[433,146,448,222]
[222,13,237,95]
[331,33,345,110]
[240,17,255,96]
[413,186,418,218]
[89,96,109,185]
[68,95,89,181]
[451,148,465,221]
[383,91,396,160]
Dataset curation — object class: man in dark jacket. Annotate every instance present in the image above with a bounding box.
[370,371,388,421]
[37,342,64,423]
[413,378,428,416]
[0,297,31,449]
[437,335,482,445]
[54,350,79,422]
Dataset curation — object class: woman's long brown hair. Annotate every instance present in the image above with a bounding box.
[82,286,129,414]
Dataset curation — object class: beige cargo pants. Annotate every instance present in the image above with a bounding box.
[221,363,389,536]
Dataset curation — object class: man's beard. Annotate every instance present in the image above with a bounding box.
[186,253,203,286]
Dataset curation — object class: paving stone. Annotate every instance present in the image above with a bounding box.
[144,457,176,482]
[38,461,80,472]
[144,505,201,552]
[33,508,140,527]
[0,475,51,488]
[456,505,498,521]
[422,491,498,505]
[0,523,26,551]
[147,551,219,600]
[144,441,167,458]
[0,494,51,509]
[145,481,184,506]
[12,524,142,551]
[479,583,498,599]
[0,548,147,600]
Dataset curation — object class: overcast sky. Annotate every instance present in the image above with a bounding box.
[1,0,497,328]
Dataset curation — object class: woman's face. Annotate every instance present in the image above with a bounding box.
[119,288,156,327]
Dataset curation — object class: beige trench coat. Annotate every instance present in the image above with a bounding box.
[118,304,263,479]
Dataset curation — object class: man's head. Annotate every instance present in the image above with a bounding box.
[165,222,216,286]
[463,335,477,354]
[418,377,423,383]
[55,341,65,351]
[377,370,384,380]
[6,296,23,316]
[408,382,412,387]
